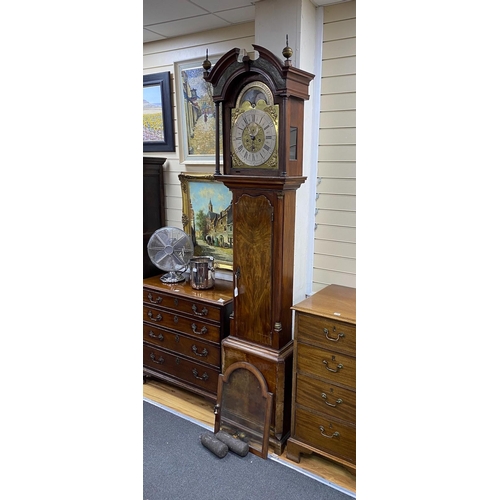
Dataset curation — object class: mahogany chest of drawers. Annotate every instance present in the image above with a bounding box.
[143,275,233,401]
[286,284,356,475]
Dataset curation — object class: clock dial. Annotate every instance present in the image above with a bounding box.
[231,108,277,167]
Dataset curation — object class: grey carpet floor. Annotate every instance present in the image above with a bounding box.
[143,399,355,500]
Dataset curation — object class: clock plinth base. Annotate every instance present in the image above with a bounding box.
[221,336,294,456]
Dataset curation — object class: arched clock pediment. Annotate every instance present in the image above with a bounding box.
[205,45,294,102]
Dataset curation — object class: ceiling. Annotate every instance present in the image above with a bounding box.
[143,0,347,44]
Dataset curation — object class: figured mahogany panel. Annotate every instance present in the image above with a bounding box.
[233,193,273,346]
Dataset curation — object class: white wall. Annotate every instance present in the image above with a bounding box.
[313,0,356,292]
[254,0,321,303]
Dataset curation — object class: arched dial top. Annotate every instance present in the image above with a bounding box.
[235,81,274,108]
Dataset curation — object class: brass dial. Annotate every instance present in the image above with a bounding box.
[231,106,278,168]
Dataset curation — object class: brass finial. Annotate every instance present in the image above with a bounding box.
[282,34,293,65]
[203,49,211,73]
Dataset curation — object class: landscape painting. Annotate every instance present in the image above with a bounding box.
[143,84,164,142]
[143,72,175,152]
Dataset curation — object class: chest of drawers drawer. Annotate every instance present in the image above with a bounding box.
[143,324,221,367]
[295,373,355,421]
[143,344,219,394]
[143,289,222,322]
[293,407,355,463]
[296,313,355,355]
[143,305,221,344]
[295,343,355,390]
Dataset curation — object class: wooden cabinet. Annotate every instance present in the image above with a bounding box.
[143,276,233,401]
[143,157,165,278]
[287,284,356,475]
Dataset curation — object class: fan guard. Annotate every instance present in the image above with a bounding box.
[147,227,194,283]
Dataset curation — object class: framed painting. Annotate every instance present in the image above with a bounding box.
[175,57,222,163]
[143,72,175,152]
[178,172,233,271]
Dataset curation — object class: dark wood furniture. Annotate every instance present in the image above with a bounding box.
[203,45,314,455]
[219,178,304,454]
[214,361,274,459]
[286,284,356,475]
[143,157,165,278]
[143,275,233,401]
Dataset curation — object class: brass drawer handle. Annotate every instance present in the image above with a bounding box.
[191,323,208,335]
[147,293,162,304]
[322,358,343,373]
[324,327,344,342]
[147,310,163,322]
[319,426,340,439]
[192,304,209,316]
[192,369,209,381]
[321,393,343,407]
[148,330,164,341]
[192,345,208,357]
[149,353,164,364]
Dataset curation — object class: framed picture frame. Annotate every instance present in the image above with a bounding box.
[178,172,233,271]
[175,57,222,163]
[143,72,175,152]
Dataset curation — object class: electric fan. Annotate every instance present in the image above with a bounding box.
[147,227,194,283]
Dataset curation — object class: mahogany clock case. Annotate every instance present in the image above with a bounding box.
[202,45,315,455]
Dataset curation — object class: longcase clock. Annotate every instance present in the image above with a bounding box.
[204,44,314,454]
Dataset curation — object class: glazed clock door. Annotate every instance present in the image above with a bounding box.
[232,193,273,346]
